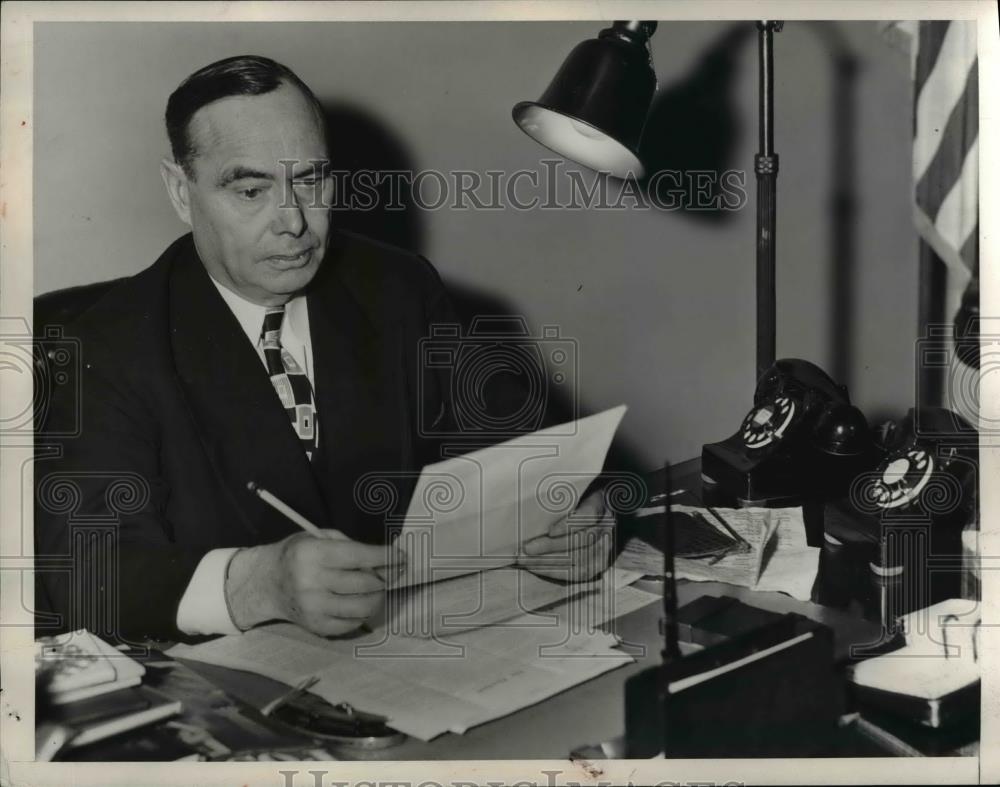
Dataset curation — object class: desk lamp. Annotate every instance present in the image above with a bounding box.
[513,19,783,382]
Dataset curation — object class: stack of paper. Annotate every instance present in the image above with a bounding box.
[170,567,659,741]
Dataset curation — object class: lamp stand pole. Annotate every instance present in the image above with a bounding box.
[755,20,783,383]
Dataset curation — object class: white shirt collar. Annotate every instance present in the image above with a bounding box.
[208,276,310,349]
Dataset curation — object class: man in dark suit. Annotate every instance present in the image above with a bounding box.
[35,55,613,644]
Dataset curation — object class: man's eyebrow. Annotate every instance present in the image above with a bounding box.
[216,166,274,188]
[286,160,330,179]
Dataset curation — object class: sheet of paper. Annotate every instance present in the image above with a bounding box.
[751,508,821,601]
[169,565,646,742]
[614,535,665,576]
[671,505,776,587]
[392,405,627,588]
[381,565,640,638]
[621,506,819,600]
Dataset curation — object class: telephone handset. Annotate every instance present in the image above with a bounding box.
[702,358,876,508]
[738,359,853,449]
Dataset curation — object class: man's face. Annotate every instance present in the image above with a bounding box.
[179,83,333,305]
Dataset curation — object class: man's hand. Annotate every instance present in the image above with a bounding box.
[517,489,615,582]
[224,531,405,636]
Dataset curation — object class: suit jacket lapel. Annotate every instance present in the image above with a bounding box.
[307,236,412,541]
[168,238,331,542]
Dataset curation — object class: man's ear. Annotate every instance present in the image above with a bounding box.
[160,158,193,226]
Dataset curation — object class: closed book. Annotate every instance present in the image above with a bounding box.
[850,677,980,730]
[36,629,146,704]
[847,598,981,729]
[848,647,979,729]
[59,686,182,749]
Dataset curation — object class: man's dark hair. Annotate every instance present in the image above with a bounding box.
[165,55,325,177]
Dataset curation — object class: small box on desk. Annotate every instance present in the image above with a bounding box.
[626,609,842,758]
[676,595,793,647]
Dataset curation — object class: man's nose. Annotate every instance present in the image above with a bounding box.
[273,188,307,236]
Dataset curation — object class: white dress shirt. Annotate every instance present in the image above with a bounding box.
[175,277,314,636]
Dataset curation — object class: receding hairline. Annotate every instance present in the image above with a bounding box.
[180,79,328,176]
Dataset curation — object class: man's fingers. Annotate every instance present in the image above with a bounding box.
[310,616,370,637]
[544,500,613,540]
[317,589,384,620]
[522,527,612,556]
[320,568,387,595]
[522,533,572,556]
[313,538,407,571]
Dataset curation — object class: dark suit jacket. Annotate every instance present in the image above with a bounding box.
[35,231,485,643]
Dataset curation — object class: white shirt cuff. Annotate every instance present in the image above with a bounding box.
[175,547,242,636]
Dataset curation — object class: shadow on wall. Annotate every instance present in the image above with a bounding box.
[321,101,426,254]
[319,100,652,490]
[640,21,861,395]
[639,22,752,223]
[803,21,860,392]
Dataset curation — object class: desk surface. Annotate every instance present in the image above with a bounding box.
[181,578,888,760]
[65,458,977,760]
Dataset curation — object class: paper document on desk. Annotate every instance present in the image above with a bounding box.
[620,505,819,599]
[169,566,648,741]
[383,565,644,638]
[671,505,776,586]
[392,405,627,588]
[751,508,821,600]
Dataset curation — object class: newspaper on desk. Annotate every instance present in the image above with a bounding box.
[617,505,820,600]
[168,566,659,741]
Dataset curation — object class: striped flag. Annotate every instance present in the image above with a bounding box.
[910,21,979,276]
[885,20,979,274]
[883,20,980,391]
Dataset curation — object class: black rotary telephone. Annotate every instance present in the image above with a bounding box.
[818,408,978,618]
[701,358,878,508]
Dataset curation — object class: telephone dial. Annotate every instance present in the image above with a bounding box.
[701,358,878,509]
[818,407,978,619]
[825,406,977,531]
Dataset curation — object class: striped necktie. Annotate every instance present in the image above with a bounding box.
[260,306,319,459]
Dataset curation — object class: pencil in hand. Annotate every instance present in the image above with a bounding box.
[246,481,404,583]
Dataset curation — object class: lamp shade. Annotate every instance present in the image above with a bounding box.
[512,21,657,178]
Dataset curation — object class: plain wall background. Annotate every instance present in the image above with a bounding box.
[33,21,918,470]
